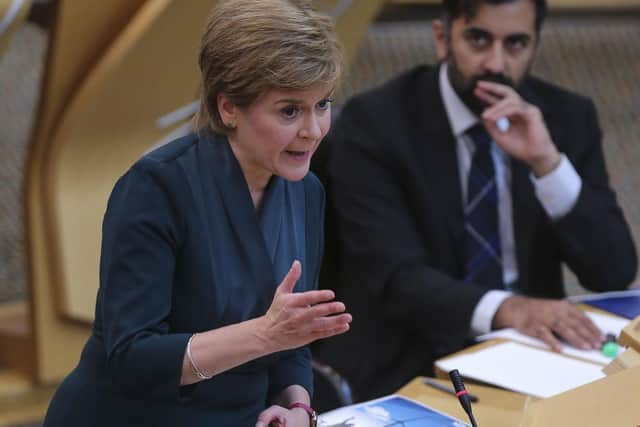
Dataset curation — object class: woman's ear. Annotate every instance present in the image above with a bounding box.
[217,93,238,129]
[432,19,448,61]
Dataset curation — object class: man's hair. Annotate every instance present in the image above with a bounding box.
[442,0,548,34]
[195,0,342,134]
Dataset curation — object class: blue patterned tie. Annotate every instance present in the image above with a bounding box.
[464,123,503,289]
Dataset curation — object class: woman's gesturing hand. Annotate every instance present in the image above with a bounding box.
[258,260,352,352]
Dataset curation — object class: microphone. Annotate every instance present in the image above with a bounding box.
[449,369,478,427]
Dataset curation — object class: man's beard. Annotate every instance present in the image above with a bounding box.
[447,55,521,116]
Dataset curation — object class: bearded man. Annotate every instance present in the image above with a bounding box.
[313,0,637,401]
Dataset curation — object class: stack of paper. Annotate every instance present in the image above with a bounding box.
[435,341,605,398]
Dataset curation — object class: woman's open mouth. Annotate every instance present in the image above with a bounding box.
[285,150,310,162]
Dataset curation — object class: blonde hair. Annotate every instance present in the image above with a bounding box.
[195,0,343,134]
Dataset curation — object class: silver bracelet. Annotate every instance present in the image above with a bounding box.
[187,333,213,380]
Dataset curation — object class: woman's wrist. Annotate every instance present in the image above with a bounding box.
[186,333,214,380]
[252,315,279,353]
[289,407,311,426]
[288,402,317,427]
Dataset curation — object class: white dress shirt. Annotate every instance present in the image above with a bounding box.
[438,63,583,334]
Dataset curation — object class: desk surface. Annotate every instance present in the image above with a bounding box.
[415,307,631,424]
[397,376,532,427]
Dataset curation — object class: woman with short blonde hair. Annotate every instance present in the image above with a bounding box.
[43,1,350,426]
[196,0,342,134]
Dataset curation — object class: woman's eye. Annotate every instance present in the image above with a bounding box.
[281,106,299,119]
[317,99,332,111]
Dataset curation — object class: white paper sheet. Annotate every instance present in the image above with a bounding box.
[476,311,630,365]
[435,341,606,398]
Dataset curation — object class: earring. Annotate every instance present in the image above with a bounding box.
[227,121,236,129]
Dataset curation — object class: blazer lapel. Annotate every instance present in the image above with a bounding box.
[413,65,467,272]
[199,133,276,292]
[259,177,284,263]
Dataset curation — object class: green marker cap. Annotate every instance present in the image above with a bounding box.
[602,341,618,358]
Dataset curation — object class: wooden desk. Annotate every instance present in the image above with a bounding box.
[397,377,532,427]
[399,310,634,425]
[434,305,621,380]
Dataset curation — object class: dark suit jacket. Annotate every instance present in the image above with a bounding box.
[313,64,637,401]
[44,132,325,426]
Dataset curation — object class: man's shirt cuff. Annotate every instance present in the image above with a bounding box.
[530,154,582,220]
[470,290,513,335]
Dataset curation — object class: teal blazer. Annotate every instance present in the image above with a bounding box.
[44,131,325,426]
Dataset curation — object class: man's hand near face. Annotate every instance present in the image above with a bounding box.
[472,79,602,352]
[492,295,605,352]
[474,80,562,177]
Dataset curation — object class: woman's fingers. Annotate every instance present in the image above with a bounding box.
[307,301,346,318]
[281,299,350,327]
[272,299,352,344]
[275,260,302,295]
[310,313,353,331]
[309,323,351,341]
[255,405,287,427]
[289,289,336,307]
[267,260,352,348]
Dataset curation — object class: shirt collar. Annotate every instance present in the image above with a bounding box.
[439,62,479,138]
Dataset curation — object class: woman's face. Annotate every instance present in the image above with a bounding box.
[223,84,334,186]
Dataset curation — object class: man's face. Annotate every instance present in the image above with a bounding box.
[436,0,539,114]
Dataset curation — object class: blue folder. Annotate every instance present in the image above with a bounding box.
[575,290,640,319]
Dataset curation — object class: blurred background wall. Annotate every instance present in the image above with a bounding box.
[2,0,639,306]
[0,8,45,304]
